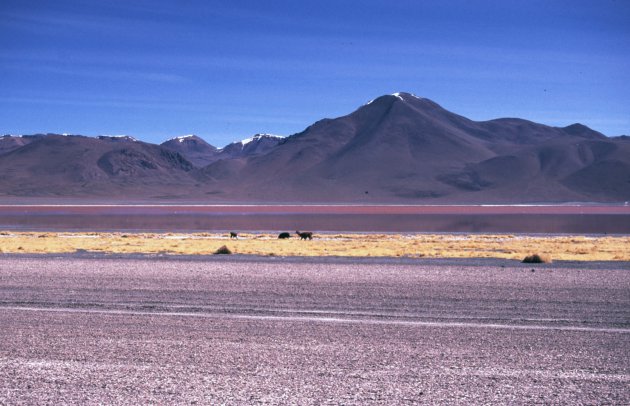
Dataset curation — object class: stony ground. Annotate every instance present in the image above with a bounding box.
[0,255,628,404]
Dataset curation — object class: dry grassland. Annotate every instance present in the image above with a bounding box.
[1,231,629,261]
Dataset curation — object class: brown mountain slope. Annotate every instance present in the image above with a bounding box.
[200,93,628,203]
[160,135,219,167]
[218,134,284,160]
[160,134,284,168]
[200,94,495,199]
[0,135,196,198]
[0,135,39,155]
[1,94,628,203]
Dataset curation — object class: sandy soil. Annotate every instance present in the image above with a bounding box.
[1,231,630,261]
[0,256,628,404]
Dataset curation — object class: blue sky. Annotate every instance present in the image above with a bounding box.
[1,0,629,146]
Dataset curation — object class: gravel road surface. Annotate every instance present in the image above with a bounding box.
[0,255,628,404]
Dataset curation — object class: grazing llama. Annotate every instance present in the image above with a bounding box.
[296,231,313,240]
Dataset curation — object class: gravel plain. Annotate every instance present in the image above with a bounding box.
[0,255,628,404]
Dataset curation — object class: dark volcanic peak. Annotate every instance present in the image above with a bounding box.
[161,134,218,152]
[363,92,451,116]
[200,92,630,203]
[219,133,284,156]
[160,135,219,168]
[365,92,427,104]
[235,133,285,145]
[162,134,209,145]
[561,123,606,139]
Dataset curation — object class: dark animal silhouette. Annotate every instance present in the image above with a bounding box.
[296,230,313,240]
[278,232,291,239]
[229,232,238,239]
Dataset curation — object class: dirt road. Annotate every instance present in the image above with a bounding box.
[0,255,628,404]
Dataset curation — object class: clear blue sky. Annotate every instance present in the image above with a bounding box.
[1,0,629,146]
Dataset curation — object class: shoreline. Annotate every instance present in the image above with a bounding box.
[2,205,629,234]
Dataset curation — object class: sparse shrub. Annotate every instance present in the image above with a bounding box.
[214,245,232,255]
[522,254,552,263]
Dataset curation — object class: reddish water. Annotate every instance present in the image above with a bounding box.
[0,205,628,234]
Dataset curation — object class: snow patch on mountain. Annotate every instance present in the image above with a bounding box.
[240,133,284,146]
[366,92,422,105]
[177,134,195,143]
[165,134,196,143]
[391,92,405,100]
[163,134,197,143]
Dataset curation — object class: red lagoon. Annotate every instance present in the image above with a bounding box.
[0,205,629,234]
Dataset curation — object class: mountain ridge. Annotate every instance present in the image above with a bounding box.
[2,93,628,203]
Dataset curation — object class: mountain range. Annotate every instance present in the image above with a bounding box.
[1,92,629,203]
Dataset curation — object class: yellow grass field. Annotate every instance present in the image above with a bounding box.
[1,231,629,261]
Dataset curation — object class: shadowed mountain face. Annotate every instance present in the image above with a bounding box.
[0,134,44,155]
[160,135,219,167]
[0,135,196,199]
[160,134,284,168]
[218,134,284,160]
[1,93,629,203]
[200,93,627,203]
